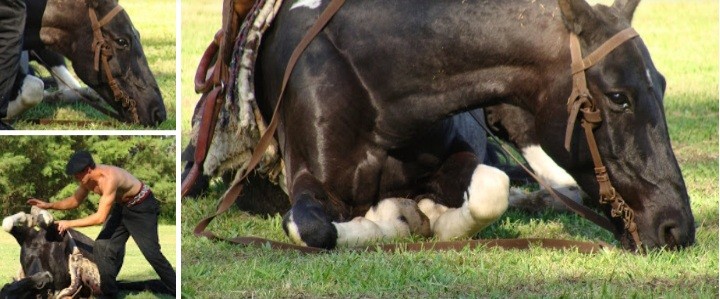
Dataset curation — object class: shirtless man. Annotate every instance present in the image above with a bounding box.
[27,150,176,297]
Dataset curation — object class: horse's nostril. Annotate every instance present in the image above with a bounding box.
[659,220,681,249]
[151,106,167,124]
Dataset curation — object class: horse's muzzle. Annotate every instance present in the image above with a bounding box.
[148,104,167,126]
[656,218,696,249]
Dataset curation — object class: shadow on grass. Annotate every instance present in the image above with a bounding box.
[118,279,174,298]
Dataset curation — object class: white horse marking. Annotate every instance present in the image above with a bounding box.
[284,214,308,247]
[290,0,322,10]
[334,198,429,247]
[7,75,44,118]
[34,207,54,227]
[522,145,578,188]
[511,145,582,211]
[50,65,82,90]
[419,164,509,241]
[2,212,29,232]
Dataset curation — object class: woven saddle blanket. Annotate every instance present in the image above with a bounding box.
[189,0,286,193]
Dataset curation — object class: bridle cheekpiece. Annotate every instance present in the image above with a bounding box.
[563,27,643,250]
[88,5,139,124]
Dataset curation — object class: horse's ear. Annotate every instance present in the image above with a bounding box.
[85,0,99,8]
[611,0,641,23]
[557,0,600,35]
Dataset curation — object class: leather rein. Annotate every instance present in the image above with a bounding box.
[179,0,241,197]
[185,0,644,253]
[88,5,140,124]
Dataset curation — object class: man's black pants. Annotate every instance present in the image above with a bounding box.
[95,193,176,296]
[0,0,25,119]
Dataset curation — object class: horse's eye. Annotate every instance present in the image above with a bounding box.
[606,92,631,110]
[115,38,129,48]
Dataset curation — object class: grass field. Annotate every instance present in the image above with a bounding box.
[181,0,718,297]
[10,0,176,130]
[0,225,176,298]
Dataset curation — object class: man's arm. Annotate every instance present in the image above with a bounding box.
[27,186,90,210]
[57,193,114,232]
[56,178,118,233]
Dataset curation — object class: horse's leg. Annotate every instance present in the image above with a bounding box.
[333,197,431,247]
[31,207,54,228]
[31,49,81,91]
[418,163,509,241]
[2,212,31,232]
[285,176,431,248]
[5,72,44,118]
[281,170,342,249]
[485,104,583,212]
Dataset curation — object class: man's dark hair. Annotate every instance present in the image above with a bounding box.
[65,150,96,176]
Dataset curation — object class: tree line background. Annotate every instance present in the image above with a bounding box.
[0,136,175,223]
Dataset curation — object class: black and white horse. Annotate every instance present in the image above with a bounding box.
[2,207,101,298]
[246,0,694,250]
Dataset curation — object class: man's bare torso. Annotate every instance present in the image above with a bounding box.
[80,165,143,204]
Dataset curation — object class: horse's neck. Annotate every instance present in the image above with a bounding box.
[323,0,571,114]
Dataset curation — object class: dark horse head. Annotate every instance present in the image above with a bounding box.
[37,0,166,126]
[0,271,53,299]
[530,0,695,249]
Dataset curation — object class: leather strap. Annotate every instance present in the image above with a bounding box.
[223,236,611,254]
[564,28,638,150]
[570,28,639,75]
[181,0,247,196]
[89,5,124,71]
[563,28,643,251]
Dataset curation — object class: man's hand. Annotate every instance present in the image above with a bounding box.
[27,198,52,209]
[56,220,72,235]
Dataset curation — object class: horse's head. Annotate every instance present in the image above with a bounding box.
[40,0,166,126]
[0,271,54,299]
[542,0,695,250]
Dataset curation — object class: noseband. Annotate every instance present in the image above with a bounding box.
[563,27,643,250]
[88,5,139,124]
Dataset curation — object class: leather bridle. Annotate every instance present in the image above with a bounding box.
[563,27,643,250]
[88,5,140,124]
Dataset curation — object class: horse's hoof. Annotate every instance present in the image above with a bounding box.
[2,212,27,232]
[282,195,337,249]
[35,209,54,228]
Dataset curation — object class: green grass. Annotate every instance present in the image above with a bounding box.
[11,0,176,130]
[0,225,176,298]
[180,0,223,143]
[181,0,718,297]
